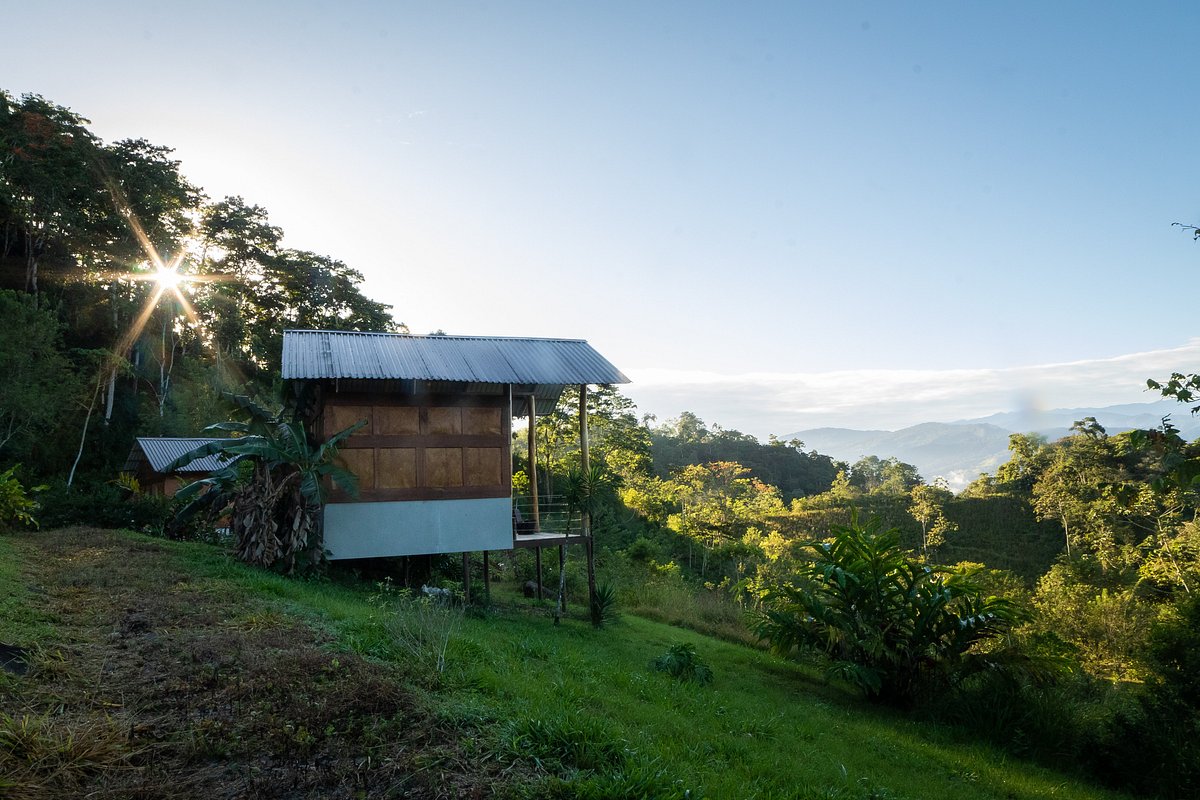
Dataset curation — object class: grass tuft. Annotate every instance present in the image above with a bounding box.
[0,712,136,800]
[653,642,714,685]
[503,714,627,772]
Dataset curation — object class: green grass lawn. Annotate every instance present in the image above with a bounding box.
[1,529,1130,799]
[158,534,1127,800]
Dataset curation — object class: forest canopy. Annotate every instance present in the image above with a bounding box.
[0,90,399,480]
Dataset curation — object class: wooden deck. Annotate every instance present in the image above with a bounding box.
[511,531,590,549]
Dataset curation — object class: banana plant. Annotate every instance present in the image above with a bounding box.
[167,392,362,572]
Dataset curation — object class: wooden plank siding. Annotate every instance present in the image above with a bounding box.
[322,392,512,503]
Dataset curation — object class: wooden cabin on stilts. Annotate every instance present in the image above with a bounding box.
[280,329,629,614]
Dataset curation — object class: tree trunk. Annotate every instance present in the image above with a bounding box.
[104,368,117,422]
[24,229,37,295]
[67,372,104,488]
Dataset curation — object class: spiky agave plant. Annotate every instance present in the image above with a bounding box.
[167,393,362,573]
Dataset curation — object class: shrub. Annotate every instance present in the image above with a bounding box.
[624,536,661,562]
[0,466,42,530]
[37,483,173,533]
[1086,594,1200,797]
[755,513,1031,705]
[652,643,713,685]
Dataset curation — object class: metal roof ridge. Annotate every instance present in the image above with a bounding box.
[283,329,589,344]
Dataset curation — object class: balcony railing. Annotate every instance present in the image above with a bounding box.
[511,494,577,536]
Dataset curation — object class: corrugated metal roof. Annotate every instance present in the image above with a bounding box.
[126,438,231,474]
[281,330,630,385]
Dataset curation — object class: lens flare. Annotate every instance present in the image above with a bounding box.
[154,267,183,290]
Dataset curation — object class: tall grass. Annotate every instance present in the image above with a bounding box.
[619,577,757,646]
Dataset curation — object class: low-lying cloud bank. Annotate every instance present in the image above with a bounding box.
[624,340,1200,439]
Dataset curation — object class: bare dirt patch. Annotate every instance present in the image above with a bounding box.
[0,528,493,799]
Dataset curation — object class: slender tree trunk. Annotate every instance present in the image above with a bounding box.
[158,316,174,418]
[1160,523,1191,594]
[67,372,104,488]
[104,368,117,422]
[24,229,38,298]
[105,299,120,422]
[0,415,21,451]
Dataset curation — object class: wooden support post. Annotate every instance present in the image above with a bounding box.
[580,384,598,624]
[462,552,470,605]
[483,551,490,600]
[535,547,543,600]
[558,544,566,608]
[527,395,540,532]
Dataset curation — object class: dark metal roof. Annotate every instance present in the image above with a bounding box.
[281,330,629,385]
[125,438,230,474]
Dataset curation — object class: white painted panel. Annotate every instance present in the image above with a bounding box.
[323,498,512,559]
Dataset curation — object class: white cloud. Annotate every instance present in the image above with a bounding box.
[623,339,1200,438]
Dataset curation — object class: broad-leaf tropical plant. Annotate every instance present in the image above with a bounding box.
[167,392,362,572]
[0,465,44,530]
[755,513,1033,705]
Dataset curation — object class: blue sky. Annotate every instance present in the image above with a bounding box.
[5,1,1198,435]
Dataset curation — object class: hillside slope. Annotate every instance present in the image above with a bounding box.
[0,529,1130,800]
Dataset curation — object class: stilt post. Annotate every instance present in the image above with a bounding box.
[580,385,598,624]
[536,547,544,600]
[527,395,540,532]
[462,552,470,604]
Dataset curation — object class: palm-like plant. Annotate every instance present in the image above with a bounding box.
[563,464,617,626]
[168,393,362,573]
[755,513,1032,705]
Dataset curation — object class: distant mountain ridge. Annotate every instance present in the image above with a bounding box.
[788,400,1200,491]
[952,401,1200,438]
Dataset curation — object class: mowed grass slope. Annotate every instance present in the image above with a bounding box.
[1,528,1128,800]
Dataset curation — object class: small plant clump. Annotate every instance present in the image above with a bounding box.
[370,577,464,686]
[590,581,619,627]
[653,642,714,685]
[0,465,43,531]
[755,514,1031,705]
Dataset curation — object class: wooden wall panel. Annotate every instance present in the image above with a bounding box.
[328,405,372,437]
[464,447,501,487]
[425,407,462,435]
[337,448,376,489]
[375,406,419,435]
[322,393,511,502]
[425,448,463,487]
[463,407,502,436]
[377,448,418,489]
